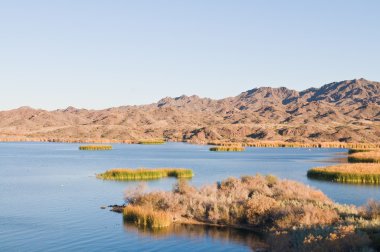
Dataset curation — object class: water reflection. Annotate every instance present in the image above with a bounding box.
[123,221,268,251]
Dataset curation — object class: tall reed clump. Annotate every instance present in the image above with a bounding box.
[307,164,380,184]
[97,168,194,181]
[79,145,112,150]
[348,151,380,163]
[209,146,245,152]
[123,205,172,228]
[138,139,165,145]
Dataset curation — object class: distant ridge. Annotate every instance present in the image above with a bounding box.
[0,78,379,143]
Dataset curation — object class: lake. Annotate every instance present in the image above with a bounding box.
[1,142,379,251]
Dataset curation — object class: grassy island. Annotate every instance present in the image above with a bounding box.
[118,175,380,251]
[348,151,380,163]
[97,168,194,181]
[138,140,165,145]
[307,164,380,184]
[209,146,245,152]
[348,148,377,154]
[79,145,112,150]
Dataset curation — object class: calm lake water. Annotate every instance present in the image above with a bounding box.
[1,142,379,251]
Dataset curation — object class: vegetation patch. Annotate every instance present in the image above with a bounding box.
[120,175,380,251]
[208,141,380,149]
[138,139,165,145]
[307,164,380,184]
[209,146,245,152]
[348,151,380,163]
[348,148,377,154]
[79,145,112,150]
[123,205,171,229]
[97,168,194,181]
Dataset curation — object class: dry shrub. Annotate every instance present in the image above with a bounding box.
[245,193,278,225]
[124,175,342,230]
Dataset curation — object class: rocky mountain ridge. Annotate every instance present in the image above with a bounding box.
[0,78,379,143]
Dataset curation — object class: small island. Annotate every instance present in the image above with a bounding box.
[138,140,165,145]
[307,163,380,184]
[97,168,194,181]
[209,146,245,152]
[348,150,380,163]
[79,145,113,150]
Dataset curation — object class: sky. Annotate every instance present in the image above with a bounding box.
[0,0,379,110]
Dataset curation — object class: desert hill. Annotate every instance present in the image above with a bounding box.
[0,78,379,143]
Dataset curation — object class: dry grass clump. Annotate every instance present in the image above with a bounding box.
[123,205,171,228]
[97,168,194,181]
[307,164,380,184]
[349,151,380,163]
[209,146,245,152]
[79,145,112,150]
[138,139,165,145]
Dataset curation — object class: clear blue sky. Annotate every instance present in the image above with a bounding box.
[1,0,379,110]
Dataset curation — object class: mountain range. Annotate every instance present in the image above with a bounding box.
[1,78,379,143]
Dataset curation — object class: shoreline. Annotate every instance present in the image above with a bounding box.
[0,137,379,149]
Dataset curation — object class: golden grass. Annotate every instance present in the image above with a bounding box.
[348,148,378,154]
[97,168,194,181]
[208,141,380,149]
[79,145,112,150]
[123,205,171,228]
[209,146,245,152]
[307,163,380,184]
[348,151,380,163]
[138,139,165,145]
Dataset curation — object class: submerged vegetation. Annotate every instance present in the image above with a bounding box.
[138,139,165,145]
[348,151,380,163]
[209,146,245,152]
[97,168,194,181]
[121,175,380,250]
[79,145,112,150]
[307,164,380,184]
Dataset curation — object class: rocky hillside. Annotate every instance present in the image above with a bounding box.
[0,78,379,143]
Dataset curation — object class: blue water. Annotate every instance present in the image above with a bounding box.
[1,142,379,251]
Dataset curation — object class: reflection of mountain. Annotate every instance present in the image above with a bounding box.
[123,222,267,250]
[1,78,379,143]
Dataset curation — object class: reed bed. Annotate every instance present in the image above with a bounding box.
[208,141,380,149]
[307,163,380,184]
[97,168,194,181]
[79,145,112,150]
[348,148,378,154]
[138,139,165,145]
[209,146,245,152]
[123,205,171,228]
[348,151,380,163]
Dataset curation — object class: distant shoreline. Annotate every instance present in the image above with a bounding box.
[0,137,379,149]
